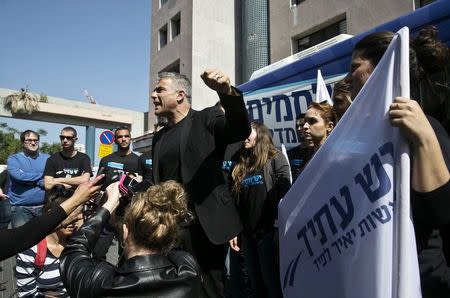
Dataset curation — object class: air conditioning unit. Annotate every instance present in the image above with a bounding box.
[250,34,353,80]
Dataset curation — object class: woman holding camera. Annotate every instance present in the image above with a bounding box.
[59,180,200,297]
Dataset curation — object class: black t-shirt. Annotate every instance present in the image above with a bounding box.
[99,152,142,176]
[237,170,270,233]
[44,152,92,179]
[287,145,313,182]
[157,119,187,182]
[139,151,152,183]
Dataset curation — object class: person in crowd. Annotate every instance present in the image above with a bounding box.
[303,102,336,153]
[59,180,201,297]
[0,168,9,290]
[287,115,313,182]
[140,120,167,184]
[349,26,450,297]
[95,126,143,259]
[99,126,142,178]
[7,130,49,228]
[331,77,352,121]
[15,187,83,297]
[229,121,291,298]
[0,169,10,230]
[44,126,91,190]
[0,174,103,261]
[151,69,250,297]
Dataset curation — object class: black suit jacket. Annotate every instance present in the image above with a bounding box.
[152,91,250,244]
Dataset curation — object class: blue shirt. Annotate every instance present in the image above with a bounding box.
[7,151,49,206]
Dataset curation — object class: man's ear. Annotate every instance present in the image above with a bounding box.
[327,122,334,134]
[177,90,186,104]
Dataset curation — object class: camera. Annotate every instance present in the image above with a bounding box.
[115,174,152,216]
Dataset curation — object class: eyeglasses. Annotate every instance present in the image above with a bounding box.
[59,135,75,141]
[116,135,130,139]
[24,139,39,144]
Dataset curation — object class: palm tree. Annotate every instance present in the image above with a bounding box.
[2,88,40,114]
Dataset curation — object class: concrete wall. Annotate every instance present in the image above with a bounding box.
[148,0,237,125]
[269,0,413,63]
[191,0,236,110]
[0,88,144,137]
[149,0,193,126]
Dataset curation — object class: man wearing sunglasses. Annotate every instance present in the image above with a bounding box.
[6,130,49,228]
[44,127,92,191]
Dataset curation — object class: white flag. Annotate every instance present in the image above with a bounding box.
[278,27,421,298]
[281,143,292,183]
[314,69,333,105]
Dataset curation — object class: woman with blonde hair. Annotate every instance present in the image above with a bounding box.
[229,121,291,298]
[60,180,200,297]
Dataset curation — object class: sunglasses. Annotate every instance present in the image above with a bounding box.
[59,135,75,141]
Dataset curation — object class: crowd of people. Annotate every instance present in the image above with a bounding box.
[0,25,448,298]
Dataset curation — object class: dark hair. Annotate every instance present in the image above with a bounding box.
[20,130,39,142]
[333,77,351,95]
[44,185,74,213]
[61,126,77,138]
[114,126,130,138]
[231,121,278,194]
[354,26,449,88]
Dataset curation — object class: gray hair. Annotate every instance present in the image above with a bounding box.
[157,72,192,103]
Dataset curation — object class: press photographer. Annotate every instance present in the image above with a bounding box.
[59,181,200,297]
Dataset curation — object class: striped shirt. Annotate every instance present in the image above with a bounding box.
[15,244,68,297]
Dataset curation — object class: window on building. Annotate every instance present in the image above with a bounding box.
[159,24,168,50]
[171,13,181,39]
[160,59,180,74]
[415,0,436,8]
[160,0,168,8]
[291,0,305,6]
[294,19,347,53]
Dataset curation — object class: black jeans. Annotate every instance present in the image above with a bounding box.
[240,228,282,298]
[179,220,226,298]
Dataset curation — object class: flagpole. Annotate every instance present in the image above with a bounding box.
[395,27,413,298]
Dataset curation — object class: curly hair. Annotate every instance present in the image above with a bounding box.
[231,122,278,195]
[123,180,192,252]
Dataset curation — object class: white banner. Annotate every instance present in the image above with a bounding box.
[278,27,421,298]
[243,74,346,148]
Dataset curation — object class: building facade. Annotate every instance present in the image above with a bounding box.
[148,0,436,131]
[269,0,436,64]
[149,0,239,126]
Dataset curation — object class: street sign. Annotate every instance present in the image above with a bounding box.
[99,130,114,145]
[98,144,113,158]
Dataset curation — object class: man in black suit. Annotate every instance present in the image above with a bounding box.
[151,69,250,297]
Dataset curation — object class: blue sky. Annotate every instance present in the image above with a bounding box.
[0,0,150,164]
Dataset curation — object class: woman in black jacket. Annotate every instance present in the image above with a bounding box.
[59,180,200,298]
